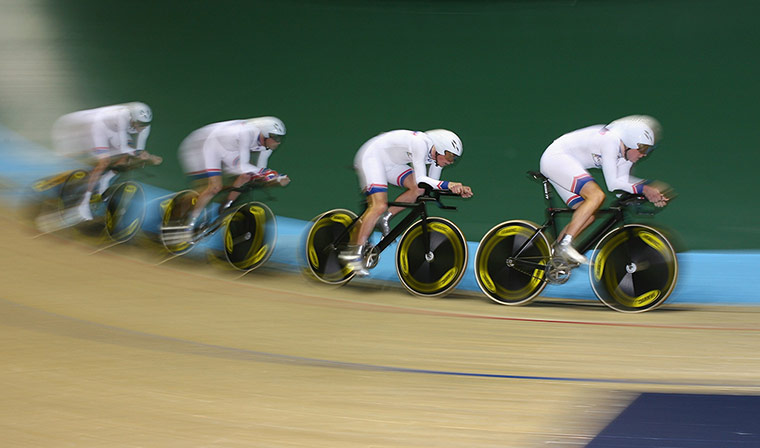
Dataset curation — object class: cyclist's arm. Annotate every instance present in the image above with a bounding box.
[127,151,162,166]
[427,163,443,182]
[600,144,648,194]
[252,149,273,172]
[235,129,260,174]
[116,111,131,155]
[236,152,260,176]
[236,128,275,175]
[129,126,161,165]
[106,153,142,171]
[134,125,151,151]
[421,149,471,196]
[252,149,289,185]
[410,140,449,190]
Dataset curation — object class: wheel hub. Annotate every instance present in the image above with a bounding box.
[626,262,637,274]
[231,232,251,245]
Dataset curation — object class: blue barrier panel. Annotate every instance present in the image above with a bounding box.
[2,126,758,304]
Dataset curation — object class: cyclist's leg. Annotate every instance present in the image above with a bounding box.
[52,112,107,221]
[339,155,388,274]
[350,152,390,247]
[221,172,254,212]
[563,182,605,238]
[376,166,422,234]
[552,180,604,264]
[188,175,222,226]
[74,155,109,220]
[357,191,388,243]
[181,137,223,226]
[540,152,603,263]
[84,157,108,195]
[338,192,386,276]
[387,167,422,214]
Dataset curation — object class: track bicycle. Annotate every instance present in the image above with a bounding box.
[34,156,150,242]
[474,171,678,313]
[304,184,468,297]
[159,176,280,271]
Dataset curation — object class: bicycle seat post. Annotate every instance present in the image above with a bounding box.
[542,178,553,203]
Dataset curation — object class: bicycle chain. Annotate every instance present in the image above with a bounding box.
[502,255,572,285]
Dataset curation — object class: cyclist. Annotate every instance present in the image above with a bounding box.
[51,102,162,221]
[177,116,290,237]
[539,115,670,265]
[339,129,473,276]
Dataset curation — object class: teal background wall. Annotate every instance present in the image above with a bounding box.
[1,0,759,249]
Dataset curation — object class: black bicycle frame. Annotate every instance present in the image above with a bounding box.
[195,180,272,239]
[513,172,637,260]
[541,207,626,254]
[376,198,431,254]
[332,188,458,257]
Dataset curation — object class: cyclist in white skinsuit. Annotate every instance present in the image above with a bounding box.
[52,102,162,221]
[539,115,670,265]
[178,116,290,234]
[339,129,473,275]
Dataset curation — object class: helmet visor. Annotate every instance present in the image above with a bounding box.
[435,150,460,167]
[268,133,284,144]
[130,120,150,132]
[443,150,459,163]
[637,143,655,155]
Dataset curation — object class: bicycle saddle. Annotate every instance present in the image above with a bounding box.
[527,171,547,182]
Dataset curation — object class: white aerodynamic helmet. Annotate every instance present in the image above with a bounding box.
[606,115,661,149]
[248,116,286,138]
[425,129,463,157]
[126,102,152,124]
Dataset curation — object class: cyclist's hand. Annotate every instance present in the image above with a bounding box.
[448,182,473,198]
[643,184,668,208]
[277,175,291,187]
[259,169,279,181]
[149,154,163,165]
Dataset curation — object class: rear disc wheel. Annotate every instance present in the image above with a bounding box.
[474,220,550,305]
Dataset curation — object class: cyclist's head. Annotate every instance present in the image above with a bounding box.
[248,116,286,149]
[606,115,661,152]
[126,102,152,134]
[127,102,152,125]
[425,129,462,165]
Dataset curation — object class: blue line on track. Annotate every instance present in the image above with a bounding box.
[2,299,758,389]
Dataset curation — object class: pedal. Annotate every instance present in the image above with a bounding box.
[35,210,81,233]
[161,225,195,245]
[162,225,192,232]
[364,245,380,269]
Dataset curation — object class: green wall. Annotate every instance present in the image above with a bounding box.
[3,0,759,249]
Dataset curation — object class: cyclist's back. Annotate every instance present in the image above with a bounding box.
[542,125,619,170]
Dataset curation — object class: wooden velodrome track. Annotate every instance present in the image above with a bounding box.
[2,211,759,447]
